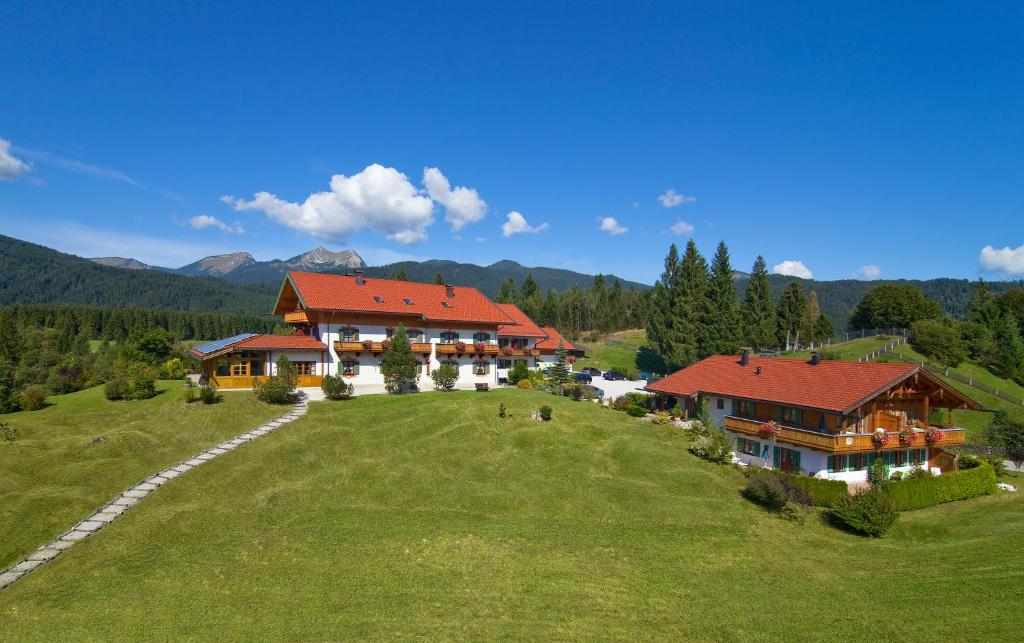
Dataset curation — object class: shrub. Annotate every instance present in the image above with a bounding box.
[129,369,157,400]
[911,319,967,367]
[182,383,197,404]
[781,501,808,524]
[905,466,932,480]
[161,357,188,380]
[104,378,132,401]
[868,457,889,486]
[670,403,683,418]
[881,463,997,511]
[688,428,733,463]
[959,454,981,469]
[18,385,47,411]
[784,474,850,508]
[508,361,530,384]
[198,384,220,405]
[322,374,354,400]
[651,411,671,425]
[431,363,459,391]
[539,405,553,421]
[889,470,904,481]
[626,404,647,417]
[516,379,533,390]
[742,472,790,510]
[831,488,899,537]
[498,402,508,418]
[984,456,1007,477]
[253,357,299,404]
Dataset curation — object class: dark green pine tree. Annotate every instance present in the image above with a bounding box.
[0,309,21,363]
[967,280,1000,331]
[433,273,445,285]
[647,244,684,369]
[389,267,409,281]
[993,311,1024,384]
[380,324,417,393]
[676,239,708,365]
[496,278,519,304]
[702,241,743,356]
[546,340,571,393]
[741,256,777,351]
[606,279,627,332]
[777,282,808,349]
[520,273,543,321]
[520,273,541,301]
[539,289,561,327]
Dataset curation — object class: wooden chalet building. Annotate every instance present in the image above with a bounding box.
[646,351,980,483]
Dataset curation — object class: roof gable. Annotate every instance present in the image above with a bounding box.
[645,354,975,414]
[496,303,548,338]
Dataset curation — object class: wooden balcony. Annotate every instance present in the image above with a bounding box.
[497,347,536,357]
[335,341,434,355]
[436,343,499,356]
[723,416,965,453]
[210,374,323,389]
[283,310,309,324]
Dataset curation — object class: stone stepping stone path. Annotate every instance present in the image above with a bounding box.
[0,396,308,591]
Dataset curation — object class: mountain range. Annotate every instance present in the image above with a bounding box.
[3,234,1021,327]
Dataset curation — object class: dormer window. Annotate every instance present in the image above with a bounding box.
[441,301,451,308]
[403,298,414,305]
[373,296,385,303]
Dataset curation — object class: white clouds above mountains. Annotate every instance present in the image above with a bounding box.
[772,260,813,279]
[189,214,244,234]
[598,216,627,235]
[979,244,1024,275]
[223,164,435,245]
[858,264,881,280]
[659,188,696,208]
[423,167,487,232]
[502,211,549,237]
[669,220,694,236]
[0,139,30,181]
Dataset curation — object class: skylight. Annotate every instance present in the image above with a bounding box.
[441,301,451,308]
[373,295,384,303]
[403,298,414,305]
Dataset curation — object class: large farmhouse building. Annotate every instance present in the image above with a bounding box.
[646,351,979,483]
[191,271,581,391]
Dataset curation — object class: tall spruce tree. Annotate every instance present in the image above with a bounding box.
[800,291,823,346]
[675,239,708,365]
[380,324,417,393]
[496,278,518,304]
[967,280,1000,330]
[993,311,1024,383]
[389,267,408,281]
[546,340,571,393]
[648,244,692,370]
[433,273,445,285]
[777,281,808,349]
[703,241,743,356]
[741,256,777,351]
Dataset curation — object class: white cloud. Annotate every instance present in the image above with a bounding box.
[422,167,486,231]
[0,139,30,181]
[598,216,628,235]
[15,146,140,186]
[980,244,1024,275]
[659,188,696,208]
[189,214,244,234]
[858,264,882,280]
[223,163,435,245]
[501,211,549,237]
[772,260,813,279]
[669,219,695,236]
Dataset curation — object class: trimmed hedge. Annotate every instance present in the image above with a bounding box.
[785,475,850,509]
[881,463,997,511]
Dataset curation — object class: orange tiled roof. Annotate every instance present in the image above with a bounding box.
[645,354,923,414]
[285,271,513,325]
[496,303,548,337]
[234,334,326,351]
[535,326,583,352]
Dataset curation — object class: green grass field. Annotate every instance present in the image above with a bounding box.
[0,381,282,570]
[784,335,897,361]
[1,389,1021,640]
[575,329,662,374]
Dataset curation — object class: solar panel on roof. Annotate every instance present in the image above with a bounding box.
[191,333,257,356]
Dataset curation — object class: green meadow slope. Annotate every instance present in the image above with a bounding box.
[1,390,1021,640]
[0,382,282,569]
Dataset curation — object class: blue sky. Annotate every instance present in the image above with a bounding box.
[2,1,1022,284]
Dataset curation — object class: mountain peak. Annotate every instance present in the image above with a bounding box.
[287,247,365,270]
[178,252,255,277]
[89,257,155,270]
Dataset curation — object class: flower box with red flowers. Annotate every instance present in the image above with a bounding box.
[898,429,916,446]
[759,421,781,439]
[924,427,945,444]
[871,432,892,449]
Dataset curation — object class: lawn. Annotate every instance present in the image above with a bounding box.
[0,381,282,570]
[1,389,1021,640]
[575,329,663,374]
[784,335,899,361]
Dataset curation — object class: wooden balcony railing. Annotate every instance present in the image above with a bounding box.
[336,341,434,355]
[723,416,965,453]
[436,343,499,356]
[497,347,536,357]
[283,310,309,324]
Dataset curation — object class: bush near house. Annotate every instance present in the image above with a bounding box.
[831,488,899,537]
[881,462,997,511]
[18,385,47,411]
[253,357,299,404]
[321,374,355,400]
[104,363,158,401]
[508,360,530,384]
[744,470,850,508]
[430,363,459,391]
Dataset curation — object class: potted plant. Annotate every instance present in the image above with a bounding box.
[475,340,488,353]
[898,428,916,446]
[924,426,945,444]
[759,420,782,439]
[871,430,892,449]
[380,339,391,352]
[361,339,374,352]
[502,345,515,356]
[455,341,468,354]
[566,355,577,365]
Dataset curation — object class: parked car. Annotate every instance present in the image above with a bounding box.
[603,370,625,381]
[574,372,592,383]
[584,385,605,399]
[581,367,602,377]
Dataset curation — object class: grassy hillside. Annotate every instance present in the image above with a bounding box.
[0,382,281,569]
[1,390,1020,640]
[575,329,665,375]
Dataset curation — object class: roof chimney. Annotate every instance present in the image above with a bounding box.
[740,348,750,366]
[755,366,762,376]
[354,270,365,286]
[445,284,454,298]
[810,352,822,366]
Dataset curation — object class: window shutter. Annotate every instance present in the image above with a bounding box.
[731,399,738,415]
[793,450,801,473]
[354,362,360,375]
[773,446,780,470]
[795,409,803,424]
[775,406,783,421]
